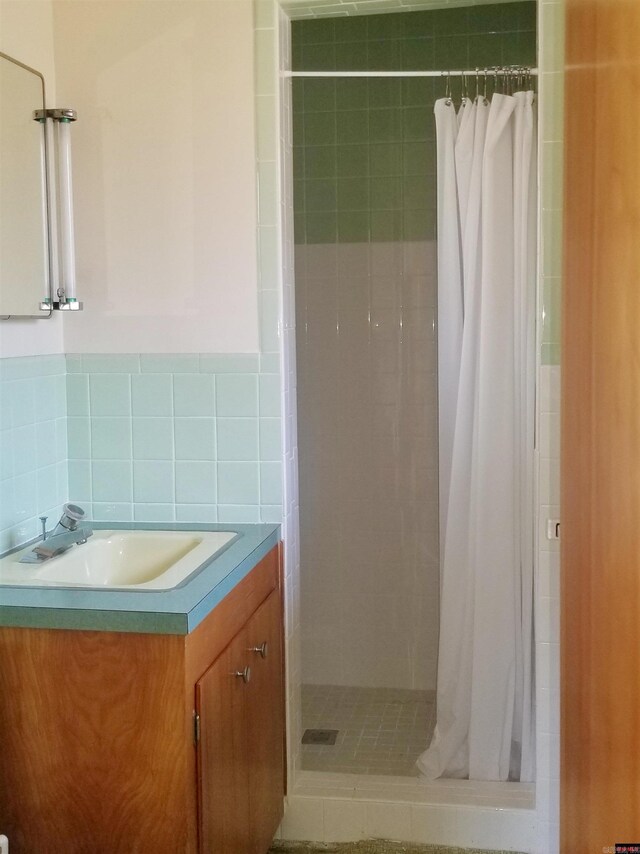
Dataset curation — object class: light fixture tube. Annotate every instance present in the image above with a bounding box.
[34,107,81,312]
[56,118,76,302]
[38,113,52,307]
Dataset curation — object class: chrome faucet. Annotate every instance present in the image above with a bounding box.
[20,503,93,563]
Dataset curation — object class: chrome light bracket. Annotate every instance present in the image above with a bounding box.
[33,108,77,122]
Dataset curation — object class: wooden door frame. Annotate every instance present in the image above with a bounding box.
[561,1,640,850]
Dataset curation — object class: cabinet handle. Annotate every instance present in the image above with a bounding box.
[234,666,251,684]
[249,641,268,659]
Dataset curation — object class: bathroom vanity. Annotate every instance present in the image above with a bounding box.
[0,524,284,854]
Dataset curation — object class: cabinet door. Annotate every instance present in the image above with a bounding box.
[196,630,253,854]
[245,590,285,854]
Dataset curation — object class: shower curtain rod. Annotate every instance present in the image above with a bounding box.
[284,68,538,78]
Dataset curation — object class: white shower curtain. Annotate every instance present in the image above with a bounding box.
[419,90,537,783]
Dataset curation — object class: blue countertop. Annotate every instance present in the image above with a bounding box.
[0,523,280,635]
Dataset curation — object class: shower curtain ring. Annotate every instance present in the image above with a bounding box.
[475,67,480,101]
[444,70,452,105]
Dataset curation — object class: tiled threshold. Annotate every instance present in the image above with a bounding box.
[270,844,524,854]
[276,772,537,850]
[293,771,536,810]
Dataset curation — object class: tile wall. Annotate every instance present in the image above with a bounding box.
[64,354,282,525]
[534,0,563,850]
[292,2,536,246]
[538,0,563,367]
[256,0,304,779]
[293,4,536,692]
[292,2,536,73]
[296,238,440,690]
[283,0,533,18]
[534,364,560,854]
[0,355,68,553]
[293,74,438,246]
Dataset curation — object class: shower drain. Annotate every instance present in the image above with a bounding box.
[302,729,338,745]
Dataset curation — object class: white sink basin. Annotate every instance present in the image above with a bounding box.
[0,530,238,590]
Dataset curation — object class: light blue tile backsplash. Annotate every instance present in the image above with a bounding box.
[0,353,282,545]
[174,374,215,417]
[175,461,217,505]
[66,354,282,524]
[0,355,68,553]
[90,374,131,416]
[217,418,259,461]
[91,460,133,504]
[132,417,173,461]
[175,419,216,461]
[216,374,259,417]
[132,374,174,417]
[217,461,260,505]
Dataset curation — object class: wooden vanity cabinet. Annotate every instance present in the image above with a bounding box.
[197,588,284,854]
[0,543,285,854]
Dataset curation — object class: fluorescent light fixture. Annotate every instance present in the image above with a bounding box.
[35,107,82,312]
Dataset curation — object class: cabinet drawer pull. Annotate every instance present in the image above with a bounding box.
[234,666,251,684]
[250,642,268,659]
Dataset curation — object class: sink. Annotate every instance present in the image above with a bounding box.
[0,530,238,590]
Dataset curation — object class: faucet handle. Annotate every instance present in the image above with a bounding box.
[39,516,48,541]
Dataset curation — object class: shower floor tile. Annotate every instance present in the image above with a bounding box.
[301,684,436,777]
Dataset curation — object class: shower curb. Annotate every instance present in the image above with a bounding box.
[269,841,526,853]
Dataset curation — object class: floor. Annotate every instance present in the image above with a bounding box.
[301,685,435,777]
[269,843,523,853]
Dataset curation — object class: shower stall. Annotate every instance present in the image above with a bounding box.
[291,0,537,781]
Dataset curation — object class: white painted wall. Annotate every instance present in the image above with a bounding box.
[2,1,262,356]
[52,0,260,354]
[0,0,64,357]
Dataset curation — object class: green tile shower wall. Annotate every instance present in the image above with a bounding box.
[66,355,283,525]
[539,0,564,367]
[292,3,536,70]
[292,3,536,245]
[0,355,68,553]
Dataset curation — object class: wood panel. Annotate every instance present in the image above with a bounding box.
[182,544,279,849]
[562,2,640,849]
[245,590,285,854]
[0,628,191,854]
[193,549,284,854]
[196,629,252,854]
[184,546,279,688]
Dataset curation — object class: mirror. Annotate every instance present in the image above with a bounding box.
[0,51,51,318]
